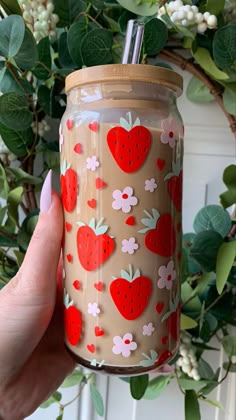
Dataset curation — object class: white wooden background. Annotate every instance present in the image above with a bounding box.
[27,69,236,420]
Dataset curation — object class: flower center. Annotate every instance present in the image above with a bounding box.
[122,193,128,199]
[167,274,172,281]
[169,131,174,138]
[124,339,131,344]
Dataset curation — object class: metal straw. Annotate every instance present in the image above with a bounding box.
[122,20,144,64]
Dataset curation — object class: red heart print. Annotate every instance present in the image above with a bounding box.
[66,119,74,130]
[94,282,103,292]
[88,198,96,209]
[74,143,82,154]
[88,121,99,132]
[95,177,107,189]
[73,280,81,290]
[65,222,72,232]
[87,344,95,353]
[66,254,73,263]
[125,216,136,226]
[94,326,104,337]
[162,336,168,345]
[156,302,164,314]
[156,158,165,171]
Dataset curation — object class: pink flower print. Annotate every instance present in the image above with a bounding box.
[145,178,157,192]
[86,156,100,171]
[88,302,100,317]
[59,123,63,152]
[157,260,176,290]
[112,333,137,357]
[112,187,138,213]
[161,117,180,149]
[142,322,155,336]
[121,237,139,254]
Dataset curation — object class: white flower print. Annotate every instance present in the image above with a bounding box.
[112,187,138,213]
[86,156,100,171]
[88,302,100,317]
[142,322,155,336]
[161,117,180,149]
[121,237,139,254]
[59,123,63,152]
[157,260,176,290]
[145,178,157,193]
[112,333,137,357]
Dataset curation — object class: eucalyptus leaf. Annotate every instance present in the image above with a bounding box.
[213,25,236,69]
[203,398,224,410]
[185,390,201,420]
[130,374,149,400]
[0,15,25,57]
[33,37,52,79]
[58,32,75,68]
[7,186,23,225]
[89,383,104,417]
[0,163,9,199]
[190,230,224,272]
[179,378,210,391]
[222,164,236,195]
[197,358,214,379]
[144,18,168,55]
[216,241,236,294]
[61,370,84,388]
[115,0,157,16]
[40,391,62,408]
[205,0,225,16]
[223,88,236,116]
[143,375,172,400]
[0,92,33,131]
[193,205,232,238]
[14,28,38,70]
[67,18,89,67]
[186,76,214,103]
[221,335,236,356]
[80,29,113,66]
[181,314,198,330]
[6,167,42,186]
[193,47,229,80]
[54,0,86,27]
[220,190,236,209]
[0,123,33,157]
[181,282,202,312]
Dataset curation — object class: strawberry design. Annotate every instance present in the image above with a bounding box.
[162,293,180,342]
[64,291,82,346]
[77,218,115,271]
[60,160,78,212]
[107,112,151,173]
[139,209,176,257]
[110,265,152,320]
[164,160,182,212]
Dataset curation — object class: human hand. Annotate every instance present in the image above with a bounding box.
[0,172,75,420]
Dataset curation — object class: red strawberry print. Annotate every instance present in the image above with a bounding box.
[60,160,78,212]
[66,119,74,130]
[110,265,152,320]
[139,209,176,257]
[64,291,82,346]
[107,113,151,173]
[95,177,107,189]
[74,143,82,154]
[65,222,72,232]
[156,158,165,171]
[87,198,96,209]
[162,294,180,342]
[157,350,172,366]
[73,280,81,290]
[87,344,95,353]
[89,121,99,132]
[125,216,136,226]
[77,218,115,271]
[155,302,164,314]
[164,160,182,212]
[94,282,103,291]
[94,326,105,337]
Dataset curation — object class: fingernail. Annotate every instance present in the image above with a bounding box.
[40,170,52,212]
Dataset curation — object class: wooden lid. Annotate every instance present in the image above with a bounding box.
[65,64,183,96]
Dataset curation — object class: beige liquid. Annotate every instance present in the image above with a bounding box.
[61,120,182,373]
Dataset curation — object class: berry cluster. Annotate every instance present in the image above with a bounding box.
[158,0,217,33]
[17,0,59,42]
[176,332,200,381]
[32,119,50,138]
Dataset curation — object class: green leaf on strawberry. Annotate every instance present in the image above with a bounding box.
[77,218,115,271]
[164,160,183,213]
[139,209,176,257]
[139,350,158,367]
[110,265,152,320]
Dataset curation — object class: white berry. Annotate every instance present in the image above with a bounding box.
[207,15,217,28]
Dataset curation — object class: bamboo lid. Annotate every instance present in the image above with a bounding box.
[65,64,183,96]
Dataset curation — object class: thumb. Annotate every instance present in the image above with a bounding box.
[0,171,63,376]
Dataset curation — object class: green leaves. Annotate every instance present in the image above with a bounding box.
[0,92,33,131]
[130,374,149,400]
[40,391,62,408]
[193,47,229,80]
[0,15,25,57]
[205,0,225,16]
[216,241,236,294]
[213,25,236,69]
[181,313,198,330]
[67,18,90,67]
[186,76,214,103]
[0,124,33,157]
[223,87,236,116]
[144,18,168,55]
[33,37,52,79]
[220,164,236,208]
[185,390,201,420]
[190,231,224,272]
[143,375,172,400]
[193,205,232,238]
[221,335,236,356]
[80,29,113,66]
[14,28,38,69]
[61,370,84,388]
[89,383,104,417]
[116,0,158,16]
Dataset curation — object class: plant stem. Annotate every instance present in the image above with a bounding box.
[195,288,230,322]
[174,368,185,396]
